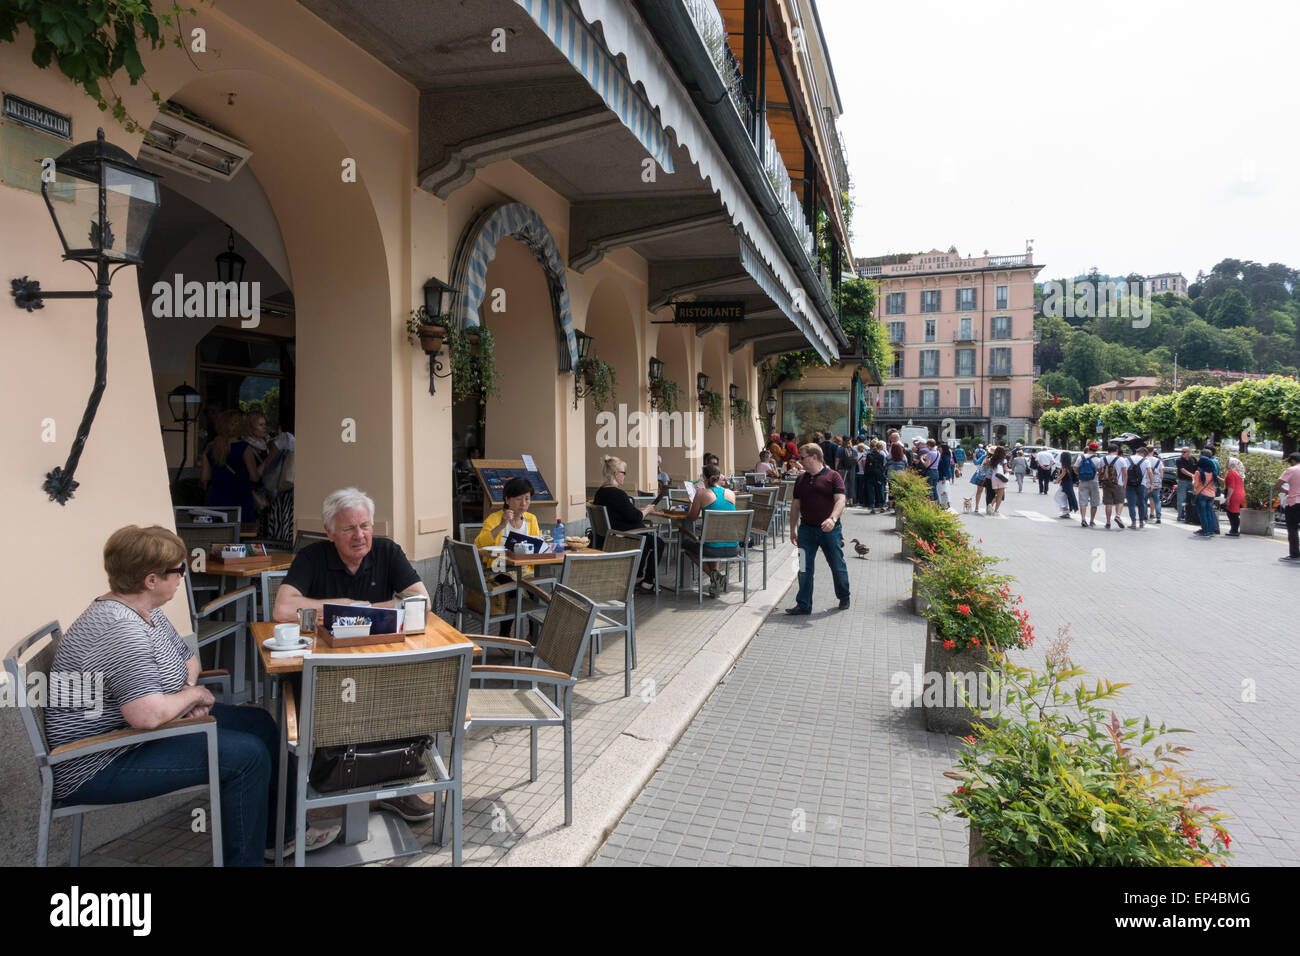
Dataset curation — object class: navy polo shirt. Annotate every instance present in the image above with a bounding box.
[282,538,420,604]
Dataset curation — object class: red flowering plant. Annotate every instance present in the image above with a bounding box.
[916,542,1031,652]
[940,630,1233,866]
[902,500,970,556]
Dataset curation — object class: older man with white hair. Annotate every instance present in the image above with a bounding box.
[273,487,429,622]
[273,487,433,822]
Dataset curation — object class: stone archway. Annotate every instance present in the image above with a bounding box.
[450,201,578,371]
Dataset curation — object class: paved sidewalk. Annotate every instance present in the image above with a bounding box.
[596,494,1300,866]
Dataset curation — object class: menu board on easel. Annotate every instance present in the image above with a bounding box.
[471,458,556,507]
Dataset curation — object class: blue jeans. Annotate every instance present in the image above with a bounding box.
[1177,479,1192,520]
[794,523,851,611]
[1147,485,1162,521]
[855,474,868,507]
[1197,495,1218,534]
[1126,486,1148,524]
[64,703,288,867]
[927,471,939,500]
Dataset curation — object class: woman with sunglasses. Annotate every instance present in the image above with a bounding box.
[44,525,333,865]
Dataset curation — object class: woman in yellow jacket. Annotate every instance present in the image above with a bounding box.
[473,477,541,633]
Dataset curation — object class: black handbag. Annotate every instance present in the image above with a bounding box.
[308,736,433,793]
[433,535,461,624]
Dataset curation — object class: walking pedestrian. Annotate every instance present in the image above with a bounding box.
[1273,452,1300,562]
[924,438,941,500]
[969,456,988,513]
[1192,448,1220,536]
[1224,456,1245,536]
[1144,449,1165,524]
[973,443,987,466]
[1036,448,1054,494]
[785,444,850,615]
[1075,441,1102,527]
[1012,449,1028,492]
[1124,446,1149,529]
[1175,446,1197,522]
[937,441,954,510]
[987,446,1010,515]
[1099,443,1128,529]
[1056,450,1079,517]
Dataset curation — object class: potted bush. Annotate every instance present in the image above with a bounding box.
[917,546,1030,735]
[901,500,968,558]
[651,377,681,414]
[730,396,753,425]
[942,638,1233,866]
[406,306,448,354]
[577,355,617,411]
[888,470,930,531]
[702,390,724,429]
[1238,452,1284,536]
[445,322,500,406]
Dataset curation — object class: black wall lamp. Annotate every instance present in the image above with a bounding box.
[648,356,664,410]
[765,391,778,430]
[11,129,161,504]
[572,330,594,406]
[420,276,457,395]
[728,383,739,404]
[215,224,244,283]
[161,382,201,484]
[696,371,710,410]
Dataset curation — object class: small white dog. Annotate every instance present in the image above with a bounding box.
[962,498,973,513]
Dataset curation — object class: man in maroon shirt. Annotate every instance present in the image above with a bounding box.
[787,443,851,614]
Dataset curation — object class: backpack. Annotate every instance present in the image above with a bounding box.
[1126,456,1144,486]
[865,451,884,477]
[1076,455,1097,481]
[1098,456,1119,488]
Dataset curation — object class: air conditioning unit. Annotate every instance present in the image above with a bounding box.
[139,107,252,183]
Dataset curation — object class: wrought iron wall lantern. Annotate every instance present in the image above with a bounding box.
[421,276,457,395]
[696,371,710,410]
[215,224,245,283]
[647,356,665,409]
[728,383,739,404]
[765,391,778,431]
[572,330,595,406]
[11,129,161,504]
[160,382,201,484]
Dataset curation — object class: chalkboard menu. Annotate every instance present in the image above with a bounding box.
[472,460,555,503]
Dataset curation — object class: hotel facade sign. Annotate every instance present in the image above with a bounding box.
[2,93,72,140]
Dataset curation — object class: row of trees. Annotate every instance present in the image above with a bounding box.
[1036,375,1300,453]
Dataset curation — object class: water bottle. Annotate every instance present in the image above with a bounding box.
[553,520,565,552]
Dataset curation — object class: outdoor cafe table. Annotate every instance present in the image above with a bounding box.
[500,547,602,632]
[251,618,478,866]
[650,509,697,592]
[200,553,297,697]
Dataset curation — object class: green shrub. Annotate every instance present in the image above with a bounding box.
[914,539,1029,652]
[888,470,930,511]
[942,637,1233,866]
[902,500,968,551]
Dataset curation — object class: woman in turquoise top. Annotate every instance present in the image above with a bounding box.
[683,464,738,598]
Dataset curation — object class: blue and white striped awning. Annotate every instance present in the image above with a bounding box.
[513,0,674,174]
[738,235,835,363]
[450,202,579,371]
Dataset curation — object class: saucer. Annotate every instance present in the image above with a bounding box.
[263,636,311,651]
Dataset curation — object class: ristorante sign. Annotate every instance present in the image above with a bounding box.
[673,301,745,323]
[2,93,72,140]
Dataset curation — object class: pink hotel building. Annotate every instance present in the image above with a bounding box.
[857,248,1044,443]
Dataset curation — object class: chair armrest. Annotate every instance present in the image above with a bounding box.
[197,669,231,704]
[47,716,216,763]
[462,634,534,652]
[485,582,517,597]
[284,682,298,744]
[470,665,573,686]
[198,585,256,617]
[520,579,555,603]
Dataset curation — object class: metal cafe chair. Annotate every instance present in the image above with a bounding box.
[282,642,474,866]
[465,585,600,825]
[293,530,329,553]
[446,539,518,637]
[176,519,240,605]
[6,622,225,867]
[746,499,777,590]
[458,522,484,544]
[184,572,256,703]
[678,509,754,605]
[523,545,641,697]
[585,503,612,549]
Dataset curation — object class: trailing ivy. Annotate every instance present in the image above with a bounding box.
[0,0,197,133]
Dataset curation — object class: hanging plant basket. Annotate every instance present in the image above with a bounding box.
[417,324,446,354]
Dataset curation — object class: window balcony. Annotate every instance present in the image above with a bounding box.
[953,329,977,343]
[885,406,984,419]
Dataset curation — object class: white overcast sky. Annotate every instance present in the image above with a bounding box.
[817,0,1300,281]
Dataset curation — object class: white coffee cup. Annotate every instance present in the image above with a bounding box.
[272,622,300,646]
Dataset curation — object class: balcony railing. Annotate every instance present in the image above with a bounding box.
[881,406,984,419]
[989,366,1013,378]
[684,0,815,268]
[987,254,1031,268]
[1032,365,1041,377]
[953,330,978,342]
[859,265,883,277]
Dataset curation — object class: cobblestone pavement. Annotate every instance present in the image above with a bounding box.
[595,490,1300,866]
[80,537,795,867]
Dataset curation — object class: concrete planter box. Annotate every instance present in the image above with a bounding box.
[1239,507,1274,536]
[895,511,906,535]
[923,620,994,736]
[968,826,995,867]
[912,566,932,614]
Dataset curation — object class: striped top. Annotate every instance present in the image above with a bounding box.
[46,600,193,800]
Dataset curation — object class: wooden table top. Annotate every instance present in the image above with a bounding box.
[501,546,602,567]
[252,619,476,675]
[651,509,694,520]
[204,553,296,577]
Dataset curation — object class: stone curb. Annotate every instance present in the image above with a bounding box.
[499,547,800,866]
